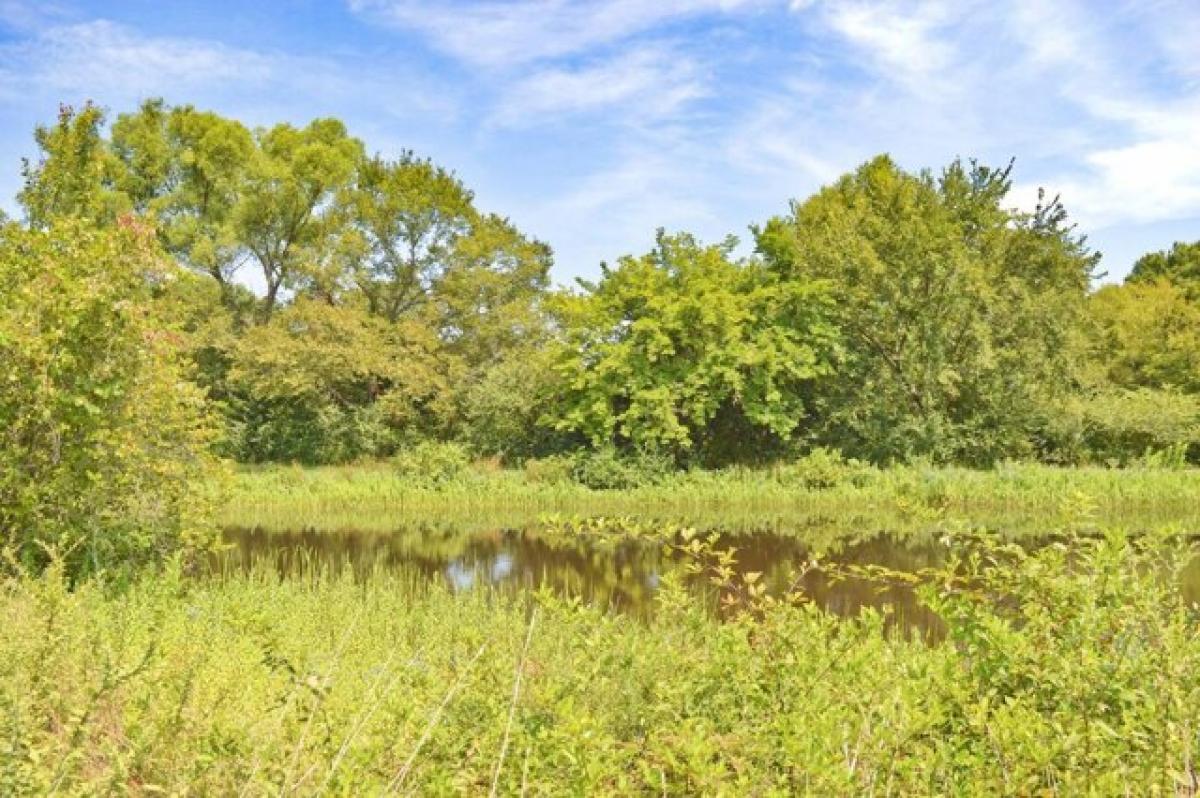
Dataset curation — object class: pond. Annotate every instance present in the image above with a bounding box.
[212,521,1200,638]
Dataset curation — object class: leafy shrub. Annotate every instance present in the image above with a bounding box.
[0,220,219,577]
[1044,389,1200,465]
[568,447,675,490]
[392,441,472,487]
[522,454,575,485]
[774,447,874,489]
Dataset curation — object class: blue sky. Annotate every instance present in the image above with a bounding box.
[1,0,1198,285]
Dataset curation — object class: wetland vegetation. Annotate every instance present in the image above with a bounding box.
[3,99,1200,794]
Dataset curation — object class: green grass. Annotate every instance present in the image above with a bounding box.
[222,460,1200,533]
[2,525,1198,794]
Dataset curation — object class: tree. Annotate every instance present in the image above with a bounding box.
[111,100,255,296]
[234,118,364,317]
[432,213,553,369]
[350,153,476,322]
[19,102,128,229]
[0,217,219,576]
[1129,240,1200,297]
[756,155,1097,464]
[1090,280,1200,394]
[549,232,838,462]
[225,299,449,463]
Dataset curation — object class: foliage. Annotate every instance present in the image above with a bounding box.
[460,347,567,461]
[1045,389,1200,465]
[774,447,874,489]
[0,219,220,576]
[224,299,449,463]
[19,102,128,228]
[391,441,473,486]
[566,446,675,490]
[2,521,1197,793]
[1130,239,1200,298]
[757,156,1097,465]
[14,101,1200,471]
[550,231,838,461]
[1090,279,1200,393]
[110,99,255,295]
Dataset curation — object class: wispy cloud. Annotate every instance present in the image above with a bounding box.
[347,0,762,66]
[0,20,277,100]
[0,18,457,121]
[490,45,707,127]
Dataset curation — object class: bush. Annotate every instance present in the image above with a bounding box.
[774,447,874,489]
[0,219,219,577]
[392,441,472,487]
[1043,389,1200,465]
[567,447,675,490]
[522,454,575,485]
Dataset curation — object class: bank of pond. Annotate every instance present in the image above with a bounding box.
[4,465,1200,794]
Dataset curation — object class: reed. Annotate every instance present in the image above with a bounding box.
[221,460,1200,533]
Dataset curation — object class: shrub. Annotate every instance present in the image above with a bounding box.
[0,219,220,577]
[774,447,874,489]
[567,447,675,490]
[522,454,575,485]
[392,441,472,486]
[1044,389,1200,465]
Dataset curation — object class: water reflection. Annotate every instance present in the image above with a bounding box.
[210,523,1200,638]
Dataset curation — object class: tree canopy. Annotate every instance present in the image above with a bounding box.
[10,100,1198,474]
[756,156,1098,464]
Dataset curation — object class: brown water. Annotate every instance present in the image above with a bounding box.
[212,523,1200,637]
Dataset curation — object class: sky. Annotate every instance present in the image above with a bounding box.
[1,0,1198,285]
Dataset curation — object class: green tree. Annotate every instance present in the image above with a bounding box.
[549,232,838,462]
[350,153,476,322]
[111,100,255,298]
[433,213,553,368]
[226,299,449,463]
[756,156,1097,464]
[1090,279,1200,393]
[0,217,219,576]
[19,102,128,229]
[235,118,364,317]
[1128,240,1200,297]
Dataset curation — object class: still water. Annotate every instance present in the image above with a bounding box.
[212,522,1200,636]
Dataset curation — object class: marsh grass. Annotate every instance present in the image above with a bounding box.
[2,521,1199,795]
[222,461,1200,533]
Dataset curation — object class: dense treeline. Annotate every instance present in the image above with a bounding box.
[11,100,1200,473]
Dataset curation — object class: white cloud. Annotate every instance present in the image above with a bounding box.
[0,19,457,119]
[0,20,279,101]
[817,1,962,90]
[347,0,763,66]
[490,45,707,127]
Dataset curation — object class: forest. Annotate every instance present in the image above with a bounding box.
[3,100,1200,794]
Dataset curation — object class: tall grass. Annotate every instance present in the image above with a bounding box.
[2,523,1198,794]
[222,460,1200,533]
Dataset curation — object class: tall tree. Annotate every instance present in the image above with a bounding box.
[19,102,128,228]
[349,152,476,321]
[1090,279,1200,394]
[234,118,364,317]
[111,100,255,296]
[550,232,838,462]
[1129,240,1200,298]
[756,155,1097,464]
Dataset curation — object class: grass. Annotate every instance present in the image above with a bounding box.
[2,523,1199,794]
[221,460,1200,533]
